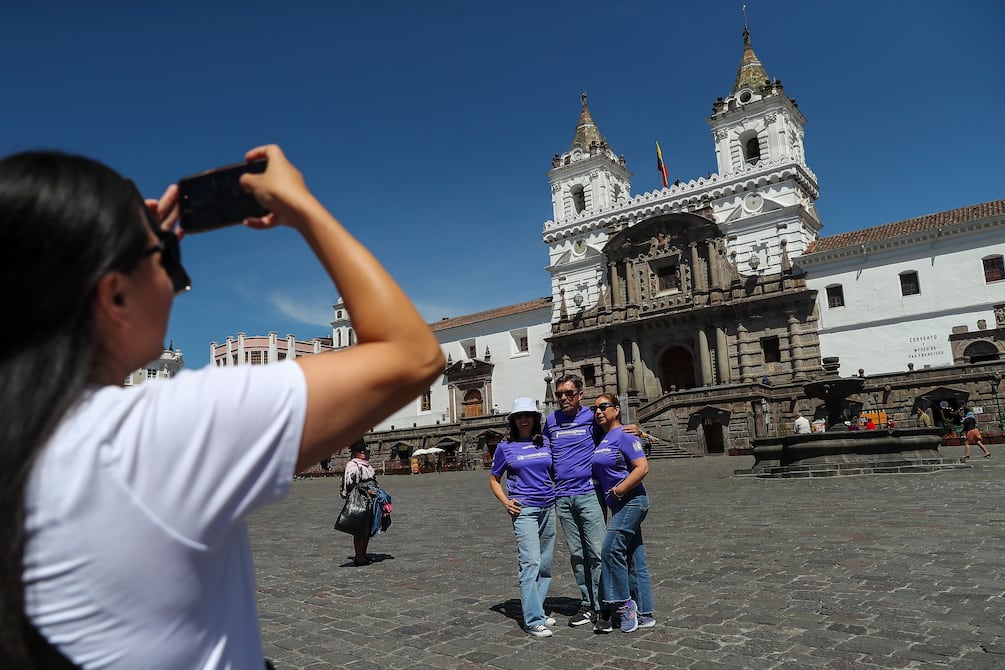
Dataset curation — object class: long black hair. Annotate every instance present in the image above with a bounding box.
[0,151,147,664]
[506,412,544,446]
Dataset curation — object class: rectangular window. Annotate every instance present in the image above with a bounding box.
[581,364,596,387]
[826,285,844,308]
[899,271,920,296]
[420,389,432,412]
[761,336,781,365]
[250,350,262,365]
[460,338,476,360]
[510,328,529,355]
[656,264,680,292]
[984,256,1004,283]
[146,368,157,378]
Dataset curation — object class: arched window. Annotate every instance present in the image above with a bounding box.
[964,341,999,363]
[739,130,761,165]
[983,255,1004,283]
[825,284,845,308]
[570,185,586,213]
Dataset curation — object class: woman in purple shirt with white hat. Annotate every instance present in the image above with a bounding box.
[489,397,557,638]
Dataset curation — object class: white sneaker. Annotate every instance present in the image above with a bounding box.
[545,616,557,626]
[526,625,553,638]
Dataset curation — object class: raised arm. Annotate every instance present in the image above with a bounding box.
[241,145,445,473]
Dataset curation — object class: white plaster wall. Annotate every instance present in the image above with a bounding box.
[371,307,553,432]
[804,229,1005,374]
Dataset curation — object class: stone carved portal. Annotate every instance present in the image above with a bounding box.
[661,346,696,391]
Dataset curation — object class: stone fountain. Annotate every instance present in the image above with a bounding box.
[739,357,962,478]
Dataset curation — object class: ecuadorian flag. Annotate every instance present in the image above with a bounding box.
[656,141,669,188]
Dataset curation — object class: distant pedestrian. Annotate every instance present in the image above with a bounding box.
[916,407,933,428]
[793,413,811,435]
[489,398,556,638]
[962,411,991,460]
[340,439,378,566]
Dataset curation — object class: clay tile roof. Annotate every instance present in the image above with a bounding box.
[430,297,552,332]
[804,198,1005,254]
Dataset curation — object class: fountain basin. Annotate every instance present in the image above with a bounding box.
[736,428,967,478]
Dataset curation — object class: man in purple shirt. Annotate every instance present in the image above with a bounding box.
[543,374,606,626]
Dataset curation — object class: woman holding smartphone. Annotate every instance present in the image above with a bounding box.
[489,398,557,638]
[1,145,444,668]
[591,393,655,633]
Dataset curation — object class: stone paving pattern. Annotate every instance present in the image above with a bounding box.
[250,445,1004,669]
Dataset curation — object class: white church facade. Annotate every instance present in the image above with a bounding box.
[287,24,1005,464]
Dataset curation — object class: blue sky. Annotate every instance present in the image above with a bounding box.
[3,1,1003,367]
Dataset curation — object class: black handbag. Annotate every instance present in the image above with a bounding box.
[334,477,377,536]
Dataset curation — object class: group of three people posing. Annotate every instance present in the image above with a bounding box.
[489,374,654,637]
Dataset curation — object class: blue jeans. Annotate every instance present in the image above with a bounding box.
[601,495,653,614]
[555,492,605,612]
[512,504,556,628]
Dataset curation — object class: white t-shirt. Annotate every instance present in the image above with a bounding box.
[793,415,811,434]
[22,361,306,669]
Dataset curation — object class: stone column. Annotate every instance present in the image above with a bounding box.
[787,313,804,381]
[716,325,731,384]
[697,327,712,386]
[626,264,639,305]
[736,323,750,382]
[690,242,703,291]
[706,240,721,289]
[609,262,622,308]
[616,340,628,394]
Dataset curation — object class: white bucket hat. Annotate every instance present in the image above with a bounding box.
[509,397,540,417]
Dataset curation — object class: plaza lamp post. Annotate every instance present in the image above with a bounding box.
[871,392,881,428]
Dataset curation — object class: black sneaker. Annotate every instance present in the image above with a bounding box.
[569,611,593,626]
[594,612,613,633]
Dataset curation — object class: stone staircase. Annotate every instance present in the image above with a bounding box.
[645,438,696,459]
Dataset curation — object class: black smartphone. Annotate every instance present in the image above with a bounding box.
[177,160,269,232]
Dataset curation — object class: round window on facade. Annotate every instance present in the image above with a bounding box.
[738,90,752,104]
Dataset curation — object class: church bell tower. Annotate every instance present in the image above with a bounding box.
[544,94,632,323]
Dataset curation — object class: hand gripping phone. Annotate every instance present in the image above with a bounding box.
[177,160,269,232]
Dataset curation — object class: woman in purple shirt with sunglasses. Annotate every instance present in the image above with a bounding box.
[591,393,655,633]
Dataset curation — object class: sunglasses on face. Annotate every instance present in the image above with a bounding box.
[594,402,617,413]
[139,195,191,295]
[556,390,580,399]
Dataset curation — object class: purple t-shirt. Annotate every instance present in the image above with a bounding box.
[592,426,647,509]
[491,437,555,508]
[544,406,602,497]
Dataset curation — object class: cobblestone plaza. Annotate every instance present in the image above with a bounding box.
[250,450,1004,669]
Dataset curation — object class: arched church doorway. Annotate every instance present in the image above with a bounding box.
[661,346,696,391]
[462,389,483,418]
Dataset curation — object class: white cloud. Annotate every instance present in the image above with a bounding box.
[268,292,334,327]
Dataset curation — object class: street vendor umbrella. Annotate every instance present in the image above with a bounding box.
[411,447,445,457]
